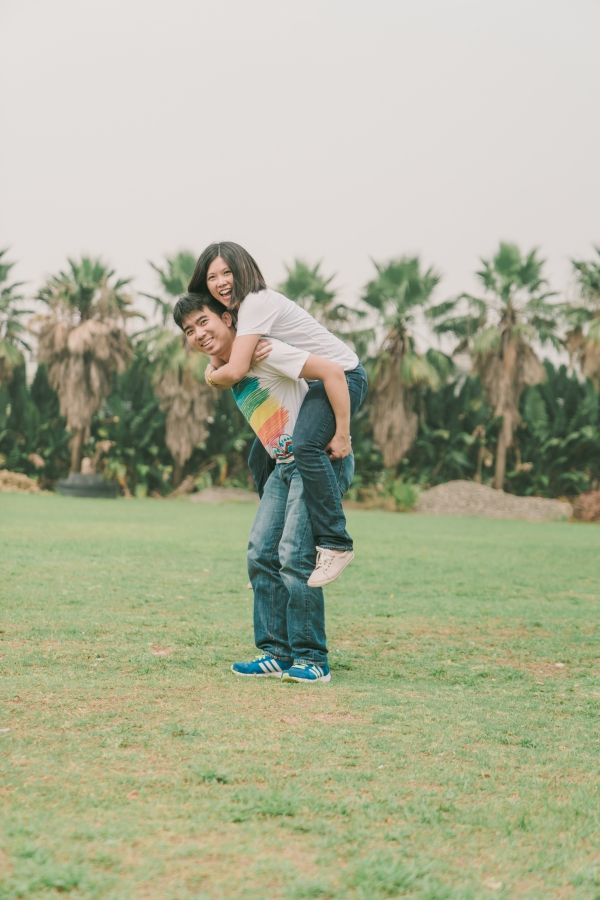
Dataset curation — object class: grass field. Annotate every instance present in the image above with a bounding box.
[1,494,600,900]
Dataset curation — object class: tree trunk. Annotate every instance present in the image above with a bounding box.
[475,446,484,484]
[492,323,517,491]
[494,416,512,490]
[173,460,184,488]
[70,428,85,473]
[476,307,546,492]
[369,331,419,468]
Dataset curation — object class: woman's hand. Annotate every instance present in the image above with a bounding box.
[204,364,215,386]
[326,432,352,460]
[250,339,273,366]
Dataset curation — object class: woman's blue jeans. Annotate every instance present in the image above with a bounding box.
[248,362,368,552]
[247,457,354,666]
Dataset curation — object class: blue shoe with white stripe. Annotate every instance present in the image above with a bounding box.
[231,655,292,678]
[282,663,331,683]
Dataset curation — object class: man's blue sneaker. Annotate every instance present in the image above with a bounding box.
[231,655,292,678]
[282,663,331,683]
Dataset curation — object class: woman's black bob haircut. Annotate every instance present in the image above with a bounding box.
[187,241,267,312]
[172,293,233,331]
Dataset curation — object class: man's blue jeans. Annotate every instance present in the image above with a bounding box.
[247,456,354,666]
[248,362,368,552]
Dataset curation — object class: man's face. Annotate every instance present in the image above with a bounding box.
[182,307,234,358]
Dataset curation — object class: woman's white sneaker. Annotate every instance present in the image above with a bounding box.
[307,547,354,587]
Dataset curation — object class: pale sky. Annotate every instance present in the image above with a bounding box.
[2,0,599,344]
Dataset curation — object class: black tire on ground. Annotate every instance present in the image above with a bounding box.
[57,473,119,499]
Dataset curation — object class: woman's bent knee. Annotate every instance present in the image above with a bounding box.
[293,436,326,462]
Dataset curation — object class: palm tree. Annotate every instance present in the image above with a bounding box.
[562,248,600,388]
[362,256,446,468]
[141,251,215,487]
[0,249,30,386]
[430,242,558,489]
[278,259,371,354]
[278,260,348,330]
[148,250,198,310]
[35,257,135,474]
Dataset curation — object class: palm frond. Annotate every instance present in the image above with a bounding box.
[472,327,501,356]
[477,243,548,307]
[0,249,31,384]
[0,248,17,285]
[362,255,441,327]
[0,339,25,385]
[278,259,337,309]
[587,317,600,343]
[524,387,550,438]
[36,256,137,323]
[401,352,441,389]
[425,298,459,320]
[562,304,593,330]
[572,248,600,306]
[510,322,536,343]
[425,348,455,384]
[149,251,197,299]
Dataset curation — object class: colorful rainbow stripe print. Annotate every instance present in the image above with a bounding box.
[232,375,293,459]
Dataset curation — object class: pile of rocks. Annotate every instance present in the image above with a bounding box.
[415,480,572,522]
[0,469,44,494]
[572,491,600,522]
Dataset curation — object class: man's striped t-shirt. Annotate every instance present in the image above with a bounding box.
[231,339,309,463]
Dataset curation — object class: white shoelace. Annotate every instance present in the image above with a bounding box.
[314,548,335,572]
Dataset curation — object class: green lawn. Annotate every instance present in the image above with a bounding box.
[1,494,600,900]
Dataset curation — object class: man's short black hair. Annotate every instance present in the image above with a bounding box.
[173,292,232,330]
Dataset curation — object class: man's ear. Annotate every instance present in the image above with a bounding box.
[222,311,233,327]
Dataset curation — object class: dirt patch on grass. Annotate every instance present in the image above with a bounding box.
[0,849,13,877]
[135,826,320,898]
[277,710,362,726]
[266,843,320,879]
[553,887,577,899]
[405,781,445,793]
[512,876,551,894]
[39,639,69,650]
[478,624,553,640]
[494,659,572,678]
[404,620,553,642]
[148,644,173,657]
[313,713,362,724]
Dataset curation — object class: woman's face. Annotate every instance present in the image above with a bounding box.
[206,256,234,306]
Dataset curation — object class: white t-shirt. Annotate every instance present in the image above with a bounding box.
[236,288,359,371]
[232,339,309,463]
